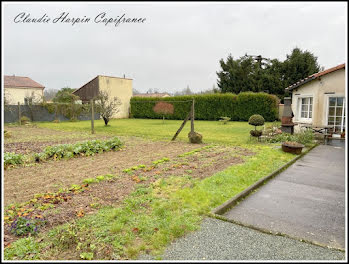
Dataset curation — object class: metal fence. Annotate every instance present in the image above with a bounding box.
[4,104,100,123]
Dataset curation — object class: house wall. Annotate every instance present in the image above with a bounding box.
[4,87,44,104]
[291,68,345,128]
[98,76,133,118]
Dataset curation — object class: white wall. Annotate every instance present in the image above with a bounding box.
[4,87,44,104]
[291,68,345,127]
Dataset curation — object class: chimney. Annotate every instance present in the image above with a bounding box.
[281,97,295,134]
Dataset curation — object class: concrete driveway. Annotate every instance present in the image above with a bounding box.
[223,142,346,250]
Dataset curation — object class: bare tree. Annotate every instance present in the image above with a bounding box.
[24,92,43,121]
[44,89,59,101]
[94,90,122,126]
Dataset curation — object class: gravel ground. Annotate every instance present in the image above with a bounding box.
[139,218,346,261]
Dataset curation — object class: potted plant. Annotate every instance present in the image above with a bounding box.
[282,141,304,154]
[248,114,265,138]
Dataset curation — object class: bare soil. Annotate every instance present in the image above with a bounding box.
[3,137,255,248]
[3,125,256,249]
[3,137,201,206]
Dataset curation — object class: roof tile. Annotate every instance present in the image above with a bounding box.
[286,63,345,91]
[4,75,45,88]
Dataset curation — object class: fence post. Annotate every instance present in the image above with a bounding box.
[55,103,58,121]
[190,99,195,133]
[91,99,95,134]
[18,102,21,125]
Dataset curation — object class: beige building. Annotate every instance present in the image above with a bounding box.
[286,63,346,133]
[4,75,45,104]
[73,75,133,118]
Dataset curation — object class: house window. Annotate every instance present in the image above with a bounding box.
[299,97,313,119]
[328,97,346,133]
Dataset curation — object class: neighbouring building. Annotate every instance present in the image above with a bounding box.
[4,75,45,104]
[133,92,171,98]
[286,63,346,134]
[73,75,133,118]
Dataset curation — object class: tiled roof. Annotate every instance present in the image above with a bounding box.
[4,75,45,89]
[133,93,171,98]
[285,63,345,91]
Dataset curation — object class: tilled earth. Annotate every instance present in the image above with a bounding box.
[3,135,255,249]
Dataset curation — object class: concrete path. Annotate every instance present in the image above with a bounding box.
[223,142,346,250]
[139,141,346,261]
[145,218,345,260]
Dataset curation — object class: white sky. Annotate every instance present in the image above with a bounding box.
[2,1,347,93]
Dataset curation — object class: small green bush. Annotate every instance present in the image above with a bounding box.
[248,114,265,128]
[4,152,25,168]
[295,129,315,146]
[20,116,31,124]
[248,114,265,137]
[219,116,231,124]
[250,130,263,137]
[10,217,45,236]
[266,130,314,146]
[4,137,123,169]
[42,137,123,161]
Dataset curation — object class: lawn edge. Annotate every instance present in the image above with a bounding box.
[209,142,346,252]
[211,143,319,215]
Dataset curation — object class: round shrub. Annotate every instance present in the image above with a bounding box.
[250,130,263,137]
[248,114,265,127]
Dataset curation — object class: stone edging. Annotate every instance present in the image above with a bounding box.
[211,143,319,216]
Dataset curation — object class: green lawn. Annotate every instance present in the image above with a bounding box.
[36,118,280,145]
[5,118,305,260]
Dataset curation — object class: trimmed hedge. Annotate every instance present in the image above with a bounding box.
[130,92,279,121]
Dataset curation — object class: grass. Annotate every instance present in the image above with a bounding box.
[4,118,306,260]
[4,144,296,260]
[35,118,278,145]
[4,123,103,144]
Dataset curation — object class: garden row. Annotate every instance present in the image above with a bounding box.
[130,92,279,121]
[4,137,123,169]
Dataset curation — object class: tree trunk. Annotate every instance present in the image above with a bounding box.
[103,117,109,126]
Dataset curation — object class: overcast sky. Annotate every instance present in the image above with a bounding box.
[2,2,347,94]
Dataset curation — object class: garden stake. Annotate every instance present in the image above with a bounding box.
[18,102,21,125]
[91,99,95,134]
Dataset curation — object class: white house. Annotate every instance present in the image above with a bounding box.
[286,63,346,134]
[4,75,45,104]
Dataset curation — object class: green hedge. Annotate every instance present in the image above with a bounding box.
[130,92,279,121]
